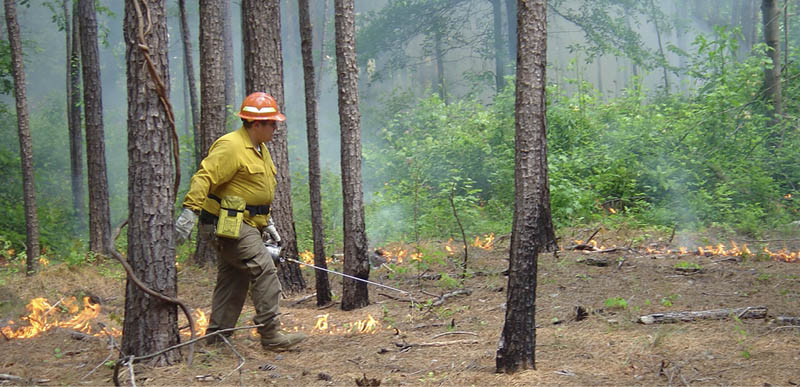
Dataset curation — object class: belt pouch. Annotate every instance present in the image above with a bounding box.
[216,195,246,239]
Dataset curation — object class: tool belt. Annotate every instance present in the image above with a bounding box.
[207,193,270,216]
[205,194,270,239]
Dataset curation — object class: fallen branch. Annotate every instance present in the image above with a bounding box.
[0,374,22,382]
[429,331,477,340]
[776,316,800,325]
[111,324,264,386]
[378,292,410,302]
[639,306,767,324]
[428,289,472,307]
[395,339,479,349]
[291,293,316,306]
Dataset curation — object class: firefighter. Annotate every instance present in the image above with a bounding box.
[174,92,307,350]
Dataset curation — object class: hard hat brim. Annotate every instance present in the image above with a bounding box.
[237,112,286,122]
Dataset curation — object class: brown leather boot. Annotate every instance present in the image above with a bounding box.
[261,330,308,351]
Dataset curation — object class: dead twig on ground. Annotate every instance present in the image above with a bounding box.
[290,293,316,306]
[429,289,472,307]
[395,339,479,349]
[429,331,477,340]
[111,324,265,386]
[218,335,245,385]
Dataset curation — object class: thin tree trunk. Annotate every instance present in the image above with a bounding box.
[222,0,235,111]
[315,0,330,99]
[433,24,447,104]
[505,0,517,66]
[79,0,112,257]
[742,0,758,55]
[335,0,370,311]
[649,0,670,94]
[5,0,40,276]
[497,0,554,373]
[65,0,85,229]
[178,0,200,169]
[491,0,506,93]
[242,0,307,293]
[762,0,783,120]
[194,0,227,267]
[299,0,332,306]
[122,0,180,364]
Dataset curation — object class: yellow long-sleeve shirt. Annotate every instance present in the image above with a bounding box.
[183,126,276,229]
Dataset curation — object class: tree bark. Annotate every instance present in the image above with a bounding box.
[497,0,554,373]
[505,0,517,66]
[299,0,332,307]
[4,0,40,276]
[242,0,307,294]
[122,0,180,364]
[79,0,112,257]
[335,0,370,311]
[64,0,85,228]
[194,0,227,267]
[762,0,783,120]
[222,0,235,111]
[491,0,506,93]
[178,0,200,169]
[315,0,330,99]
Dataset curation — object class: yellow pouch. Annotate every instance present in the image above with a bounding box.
[216,195,246,239]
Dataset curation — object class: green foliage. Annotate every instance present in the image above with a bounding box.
[673,261,702,271]
[603,296,628,309]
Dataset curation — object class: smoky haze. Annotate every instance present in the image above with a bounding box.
[0,0,743,240]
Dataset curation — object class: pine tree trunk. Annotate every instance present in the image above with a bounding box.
[242,0,307,294]
[79,0,112,257]
[433,25,447,103]
[299,0,332,306]
[222,0,235,110]
[335,0,370,311]
[762,0,783,120]
[4,0,40,276]
[496,0,553,373]
[64,0,85,228]
[122,0,180,364]
[505,0,517,66]
[178,0,200,169]
[194,0,227,267]
[491,0,505,93]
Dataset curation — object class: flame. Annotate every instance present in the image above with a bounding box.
[608,207,617,214]
[472,233,495,250]
[311,313,380,335]
[376,247,423,264]
[299,250,333,265]
[640,241,796,263]
[314,314,329,331]
[300,250,315,265]
[180,309,209,336]
[785,193,792,199]
[1,296,100,339]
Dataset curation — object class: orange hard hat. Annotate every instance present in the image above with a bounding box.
[237,92,286,121]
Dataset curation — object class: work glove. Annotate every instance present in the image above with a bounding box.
[263,216,281,246]
[175,208,198,245]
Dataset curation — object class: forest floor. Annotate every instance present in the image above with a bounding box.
[1,226,800,386]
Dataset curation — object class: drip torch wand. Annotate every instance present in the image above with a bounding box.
[265,243,415,303]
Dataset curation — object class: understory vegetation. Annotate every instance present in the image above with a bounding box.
[0,30,798,260]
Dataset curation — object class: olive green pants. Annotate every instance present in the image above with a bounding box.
[200,222,282,338]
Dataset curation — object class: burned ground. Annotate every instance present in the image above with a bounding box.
[1,228,799,386]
